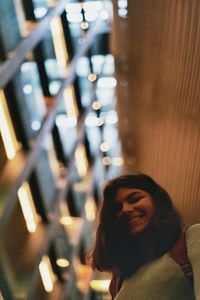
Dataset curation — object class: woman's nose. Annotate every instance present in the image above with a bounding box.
[122,201,133,212]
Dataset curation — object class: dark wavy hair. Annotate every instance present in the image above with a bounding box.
[91,173,182,278]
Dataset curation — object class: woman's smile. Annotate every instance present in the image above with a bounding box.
[116,188,155,235]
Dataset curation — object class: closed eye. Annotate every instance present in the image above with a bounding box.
[127,195,145,204]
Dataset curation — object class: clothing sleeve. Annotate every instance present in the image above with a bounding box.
[186,224,200,300]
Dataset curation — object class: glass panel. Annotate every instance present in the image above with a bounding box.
[0,0,21,59]
[40,25,69,95]
[10,59,46,142]
[1,199,45,299]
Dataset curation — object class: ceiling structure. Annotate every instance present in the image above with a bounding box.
[111,0,200,224]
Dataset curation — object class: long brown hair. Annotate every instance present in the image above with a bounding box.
[91,173,182,278]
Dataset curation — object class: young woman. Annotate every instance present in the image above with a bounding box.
[91,173,200,299]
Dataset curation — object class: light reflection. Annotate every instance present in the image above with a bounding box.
[34,7,47,18]
[18,182,40,233]
[23,84,33,94]
[56,115,77,128]
[0,90,21,160]
[31,120,41,131]
[63,86,79,118]
[92,101,101,110]
[105,110,118,124]
[112,157,124,166]
[75,144,88,177]
[97,77,117,88]
[81,21,89,30]
[90,279,110,292]
[85,196,96,222]
[102,156,112,166]
[100,142,109,152]
[88,73,97,82]
[85,114,97,127]
[50,16,68,67]
[96,118,104,127]
[56,258,70,268]
[60,216,73,226]
[39,256,56,293]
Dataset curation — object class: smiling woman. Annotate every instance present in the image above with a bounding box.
[116,188,155,235]
[90,173,200,300]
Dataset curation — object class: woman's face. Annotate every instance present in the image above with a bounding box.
[115,188,155,235]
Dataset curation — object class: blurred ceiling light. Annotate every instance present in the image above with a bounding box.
[88,73,97,82]
[85,11,98,21]
[75,144,88,177]
[83,1,103,11]
[85,197,96,222]
[65,3,81,13]
[39,256,56,293]
[102,156,112,166]
[23,84,33,94]
[97,77,117,88]
[76,57,90,76]
[92,101,101,110]
[100,9,109,20]
[81,21,89,30]
[96,117,104,127]
[63,86,79,118]
[18,182,40,233]
[59,202,73,226]
[56,258,70,268]
[66,12,82,23]
[0,90,21,159]
[31,120,41,131]
[85,114,97,127]
[56,115,77,128]
[118,8,128,18]
[100,142,110,152]
[90,279,110,293]
[50,16,68,67]
[106,110,118,124]
[34,7,48,19]
[118,0,128,8]
[112,157,124,166]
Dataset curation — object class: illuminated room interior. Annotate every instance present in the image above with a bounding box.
[0,0,200,299]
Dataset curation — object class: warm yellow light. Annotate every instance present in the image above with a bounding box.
[56,258,69,268]
[60,216,73,226]
[112,157,124,166]
[81,21,89,30]
[63,86,79,118]
[39,256,56,293]
[75,144,88,177]
[102,156,112,166]
[92,101,101,110]
[0,291,4,300]
[88,73,97,82]
[50,17,68,67]
[85,197,96,222]
[0,90,20,159]
[90,280,110,292]
[18,182,40,233]
[100,142,109,152]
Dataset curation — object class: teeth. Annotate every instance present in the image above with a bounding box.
[132,216,141,221]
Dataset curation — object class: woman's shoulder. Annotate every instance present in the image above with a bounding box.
[186,223,200,237]
[186,223,200,256]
